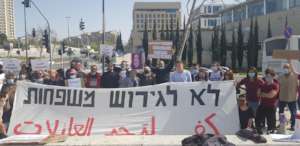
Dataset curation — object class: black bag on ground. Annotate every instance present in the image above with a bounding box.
[182,134,236,146]
[236,129,267,143]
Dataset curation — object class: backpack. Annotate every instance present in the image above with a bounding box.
[182,134,235,146]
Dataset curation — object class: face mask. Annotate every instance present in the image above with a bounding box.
[7,79,14,84]
[21,74,26,79]
[70,75,77,79]
[265,76,273,84]
[91,72,97,76]
[248,73,256,78]
[283,68,290,75]
[212,67,218,71]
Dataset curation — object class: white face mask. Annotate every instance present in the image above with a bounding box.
[7,79,14,84]
[248,73,256,78]
[70,75,77,79]
[283,68,290,75]
[212,66,218,72]
[265,76,273,84]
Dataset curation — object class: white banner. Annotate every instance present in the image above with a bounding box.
[100,44,114,57]
[30,59,50,71]
[8,81,239,136]
[1,58,21,72]
[148,41,173,60]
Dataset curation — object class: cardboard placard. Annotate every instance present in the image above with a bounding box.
[272,50,300,59]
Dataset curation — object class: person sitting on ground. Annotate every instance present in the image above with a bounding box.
[85,65,101,88]
[208,63,224,81]
[238,94,255,130]
[44,70,65,86]
[256,68,279,134]
[236,67,264,113]
[169,61,192,82]
[194,68,209,81]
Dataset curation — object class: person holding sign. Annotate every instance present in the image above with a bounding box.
[278,63,299,131]
[85,65,101,88]
[169,61,192,82]
[44,70,65,86]
[288,60,300,110]
[65,69,85,88]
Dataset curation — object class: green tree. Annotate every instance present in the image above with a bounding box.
[170,16,174,42]
[152,20,157,40]
[196,18,203,65]
[182,16,187,63]
[253,18,259,68]
[212,27,220,62]
[0,33,8,46]
[115,33,124,53]
[160,21,165,40]
[247,18,254,68]
[220,24,227,66]
[231,29,237,70]
[237,20,244,69]
[188,24,194,66]
[143,20,149,60]
[175,19,180,56]
[166,23,170,40]
[267,17,272,38]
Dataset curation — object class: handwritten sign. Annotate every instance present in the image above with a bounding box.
[66,78,82,88]
[148,41,173,60]
[8,81,239,136]
[30,59,50,71]
[100,44,114,57]
[1,58,21,72]
[272,50,300,60]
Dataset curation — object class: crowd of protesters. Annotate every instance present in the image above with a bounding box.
[0,55,298,137]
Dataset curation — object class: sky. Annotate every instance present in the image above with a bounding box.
[14,0,238,42]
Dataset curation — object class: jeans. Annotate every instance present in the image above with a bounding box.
[279,101,297,128]
[248,101,259,114]
[255,105,276,131]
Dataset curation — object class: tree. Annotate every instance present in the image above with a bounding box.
[253,18,259,68]
[160,21,165,40]
[267,17,272,38]
[170,16,174,42]
[237,20,244,69]
[182,16,187,63]
[143,20,149,60]
[220,24,227,66]
[196,18,203,65]
[175,19,180,56]
[212,27,220,62]
[231,29,237,70]
[166,23,170,40]
[0,33,7,46]
[116,33,124,53]
[247,18,254,68]
[152,20,157,40]
[188,24,194,66]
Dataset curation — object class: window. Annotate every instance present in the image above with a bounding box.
[265,39,287,56]
[208,6,212,13]
[208,19,217,27]
[157,14,160,18]
[137,19,139,23]
[233,7,246,22]
[248,1,264,17]
[298,39,300,50]
[222,11,232,23]
[266,0,287,14]
[290,0,300,8]
[141,19,144,23]
[213,6,221,13]
[137,24,139,29]
[140,14,144,18]
[136,14,139,18]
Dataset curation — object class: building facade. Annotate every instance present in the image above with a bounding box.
[0,0,15,40]
[130,2,181,49]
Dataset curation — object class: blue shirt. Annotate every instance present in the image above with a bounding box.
[169,70,192,82]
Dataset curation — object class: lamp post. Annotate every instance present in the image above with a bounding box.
[101,0,105,73]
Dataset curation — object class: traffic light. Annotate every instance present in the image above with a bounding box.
[42,30,50,53]
[79,19,85,31]
[32,28,36,38]
[22,0,31,8]
[62,41,66,53]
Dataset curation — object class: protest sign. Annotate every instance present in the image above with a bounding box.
[272,50,300,60]
[100,44,114,57]
[66,78,83,88]
[131,53,142,69]
[30,59,50,71]
[8,81,239,136]
[148,41,173,60]
[1,58,21,72]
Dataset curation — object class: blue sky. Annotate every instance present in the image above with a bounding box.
[15,0,237,42]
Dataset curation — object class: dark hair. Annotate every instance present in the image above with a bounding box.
[246,67,258,79]
[265,68,276,77]
[176,60,183,65]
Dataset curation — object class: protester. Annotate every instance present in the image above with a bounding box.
[138,66,155,86]
[208,63,223,81]
[31,70,44,84]
[169,61,192,82]
[190,64,199,81]
[119,70,139,88]
[19,64,28,81]
[224,70,234,80]
[147,56,175,84]
[194,68,209,81]
[236,67,264,113]
[1,82,16,132]
[44,70,65,86]
[256,68,279,134]
[65,69,85,88]
[238,94,254,130]
[85,65,101,88]
[278,63,299,131]
[74,62,86,79]
[101,64,120,88]
[288,60,300,110]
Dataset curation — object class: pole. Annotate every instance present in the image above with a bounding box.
[102,0,105,73]
[23,2,29,64]
[31,0,52,69]
[177,0,207,61]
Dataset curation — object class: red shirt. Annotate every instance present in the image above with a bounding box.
[238,78,264,102]
[260,81,279,108]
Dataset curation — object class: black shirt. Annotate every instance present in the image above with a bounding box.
[101,71,119,88]
[239,107,255,129]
